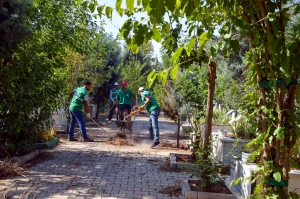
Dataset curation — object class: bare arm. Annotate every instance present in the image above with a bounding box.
[84,101,89,113]
[143,95,151,107]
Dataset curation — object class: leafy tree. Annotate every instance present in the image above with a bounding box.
[0,0,98,156]
[99,0,300,197]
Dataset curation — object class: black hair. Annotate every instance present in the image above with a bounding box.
[84,80,92,85]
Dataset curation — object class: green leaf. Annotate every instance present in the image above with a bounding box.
[148,73,158,88]
[116,0,122,12]
[142,0,149,8]
[274,127,284,140]
[82,1,88,10]
[171,64,178,79]
[147,70,155,82]
[97,5,105,17]
[105,7,113,19]
[162,69,169,86]
[281,55,290,73]
[199,32,209,47]
[126,0,134,12]
[89,3,96,13]
[137,0,141,6]
[210,45,217,57]
[224,33,231,39]
[151,28,162,42]
[186,37,196,57]
[273,172,281,182]
[229,39,240,55]
[77,0,82,5]
[267,12,276,21]
[131,44,139,54]
[165,0,175,12]
[172,46,184,63]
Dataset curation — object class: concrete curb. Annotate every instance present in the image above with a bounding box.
[6,150,39,164]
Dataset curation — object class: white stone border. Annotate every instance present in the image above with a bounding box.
[0,150,39,164]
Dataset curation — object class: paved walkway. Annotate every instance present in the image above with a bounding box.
[1,115,192,199]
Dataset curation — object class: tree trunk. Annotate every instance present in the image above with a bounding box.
[201,61,216,187]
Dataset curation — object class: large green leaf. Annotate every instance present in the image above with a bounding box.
[89,3,96,13]
[186,37,196,57]
[147,70,155,82]
[162,69,169,86]
[199,32,209,47]
[142,0,149,8]
[274,127,284,140]
[172,45,184,63]
[97,5,105,17]
[116,0,122,12]
[148,73,158,88]
[105,7,113,19]
[126,0,134,13]
[273,172,281,182]
[151,28,162,42]
[171,64,178,79]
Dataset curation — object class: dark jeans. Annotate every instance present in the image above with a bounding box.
[69,110,88,139]
[108,104,116,120]
[148,108,160,142]
[119,104,132,120]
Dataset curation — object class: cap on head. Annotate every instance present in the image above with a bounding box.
[114,82,119,86]
[84,80,92,85]
[138,87,145,92]
[121,81,127,86]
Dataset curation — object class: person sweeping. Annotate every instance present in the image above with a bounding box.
[137,87,161,148]
[68,80,94,142]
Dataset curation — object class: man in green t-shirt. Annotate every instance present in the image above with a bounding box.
[68,80,94,142]
[116,81,134,120]
[137,87,161,148]
[108,82,119,123]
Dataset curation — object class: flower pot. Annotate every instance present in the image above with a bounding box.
[218,129,228,137]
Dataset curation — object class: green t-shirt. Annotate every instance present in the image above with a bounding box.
[69,87,88,111]
[117,88,133,105]
[141,91,160,112]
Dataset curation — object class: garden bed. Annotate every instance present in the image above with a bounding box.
[170,153,230,175]
[181,179,243,199]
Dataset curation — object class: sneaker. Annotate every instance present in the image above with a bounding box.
[84,138,94,142]
[108,120,112,124]
[68,137,78,141]
[150,141,160,148]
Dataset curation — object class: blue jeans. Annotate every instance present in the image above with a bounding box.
[69,110,88,139]
[148,108,160,142]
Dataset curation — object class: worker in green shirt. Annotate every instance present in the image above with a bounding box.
[137,87,161,148]
[108,82,119,123]
[68,80,94,142]
[116,81,134,120]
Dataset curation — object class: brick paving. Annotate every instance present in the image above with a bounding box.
[1,115,192,199]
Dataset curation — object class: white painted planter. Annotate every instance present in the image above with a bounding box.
[212,136,249,165]
[52,108,67,126]
[218,129,228,137]
[231,160,300,197]
[181,179,243,199]
[241,152,251,163]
